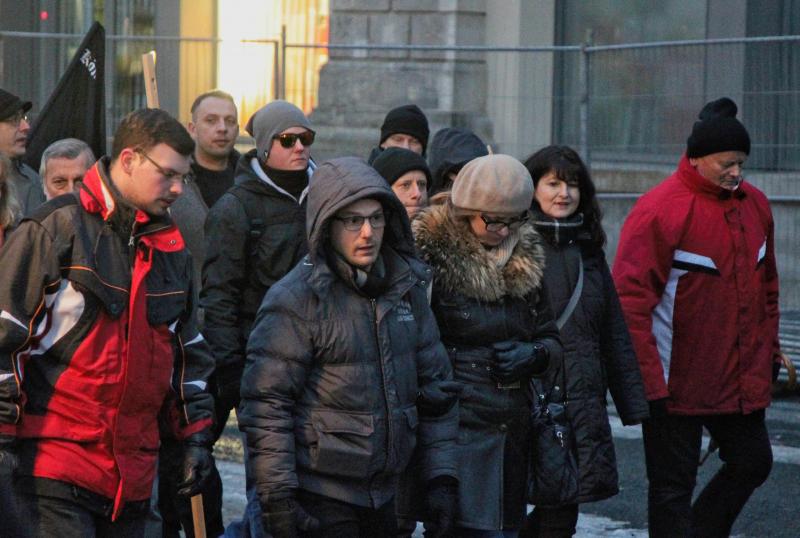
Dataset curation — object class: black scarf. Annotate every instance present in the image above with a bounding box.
[264,165,308,199]
[531,210,587,247]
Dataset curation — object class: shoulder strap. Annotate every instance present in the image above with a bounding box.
[228,186,266,258]
[556,259,583,330]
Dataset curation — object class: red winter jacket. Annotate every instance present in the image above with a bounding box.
[0,160,214,518]
[612,155,780,415]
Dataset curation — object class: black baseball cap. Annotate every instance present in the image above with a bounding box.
[0,88,32,122]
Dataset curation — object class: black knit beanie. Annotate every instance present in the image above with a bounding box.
[379,104,430,155]
[371,147,432,191]
[686,97,750,158]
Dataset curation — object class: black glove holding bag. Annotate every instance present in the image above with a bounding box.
[491,340,549,383]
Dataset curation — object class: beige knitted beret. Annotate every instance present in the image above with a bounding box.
[451,154,534,214]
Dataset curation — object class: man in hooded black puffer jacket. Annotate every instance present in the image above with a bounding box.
[238,157,459,538]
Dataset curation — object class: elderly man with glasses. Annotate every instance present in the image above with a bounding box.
[201,99,317,537]
[0,88,45,216]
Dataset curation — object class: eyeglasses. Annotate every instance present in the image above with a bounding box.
[481,212,529,232]
[138,151,188,183]
[3,111,29,127]
[333,212,386,232]
[274,131,315,149]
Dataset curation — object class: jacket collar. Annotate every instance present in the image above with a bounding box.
[413,203,546,302]
[79,157,185,251]
[677,154,746,200]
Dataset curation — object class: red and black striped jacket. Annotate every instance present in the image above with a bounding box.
[613,155,780,415]
[0,158,214,518]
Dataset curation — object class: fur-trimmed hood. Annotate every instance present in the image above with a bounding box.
[412,202,546,302]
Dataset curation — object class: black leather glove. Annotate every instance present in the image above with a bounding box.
[177,430,214,497]
[425,475,458,538]
[0,434,18,475]
[647,398,670,420]
[417,381,463,416]
[263,496,320,538]
[491,340,549,383]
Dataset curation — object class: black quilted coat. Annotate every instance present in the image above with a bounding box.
[407,203,562,530]
[535,220,649,504]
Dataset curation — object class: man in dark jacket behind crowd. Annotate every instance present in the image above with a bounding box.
[367,104,429,164]
[158,89,240,537]
[239,156,459,538]
[613,97,780,538]
[0,108,215,537]
[202,99,316,536]
[427,127,488,195]
[0,88,45,215]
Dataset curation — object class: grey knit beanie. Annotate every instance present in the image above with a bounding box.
[451,154,533,214]
[245,100,314,159]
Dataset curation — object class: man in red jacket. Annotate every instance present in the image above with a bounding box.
[0,108,215,537]
[613,97,780,538]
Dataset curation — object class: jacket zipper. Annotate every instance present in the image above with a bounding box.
[371,298,393,475]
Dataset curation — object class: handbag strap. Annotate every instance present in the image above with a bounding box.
[555,258,583,330]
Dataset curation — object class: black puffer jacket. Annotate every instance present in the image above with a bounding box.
[238,157,458,509]
[201,149,312,384]
[408,203,562,530]
[534,217,649,504]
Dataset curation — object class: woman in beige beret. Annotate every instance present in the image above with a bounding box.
[400,154,563,537]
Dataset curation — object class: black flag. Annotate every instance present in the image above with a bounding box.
[25,21,105,171]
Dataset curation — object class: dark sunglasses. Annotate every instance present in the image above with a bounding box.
[274,131,315,149]
[481,211,529,232]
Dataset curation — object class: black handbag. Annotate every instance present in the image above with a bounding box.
[526,259,582,507]
[527,363,579,506]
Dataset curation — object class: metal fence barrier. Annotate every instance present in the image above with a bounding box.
[2,31,797,172]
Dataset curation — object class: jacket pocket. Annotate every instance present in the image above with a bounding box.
[310,409,376,479]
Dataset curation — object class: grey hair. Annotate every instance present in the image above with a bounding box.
[39,138,96,179]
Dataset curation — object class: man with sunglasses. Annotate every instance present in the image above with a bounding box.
[0,88,45,216]
[0,108,215,536]
[239,157,458,538]
[202,99,317,537]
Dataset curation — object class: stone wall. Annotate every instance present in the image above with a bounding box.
[310,0,492,161]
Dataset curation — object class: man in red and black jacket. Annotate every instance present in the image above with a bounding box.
[613,97,780,538]
[0,108,215,537]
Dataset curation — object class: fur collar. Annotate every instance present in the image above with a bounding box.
[413,203,546,302]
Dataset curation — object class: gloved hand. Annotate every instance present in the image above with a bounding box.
[491,340,549,383]
[647,398,670,420]
[425,475,458,538]
[0,434,18,475]
[417,381,463,416]
[263,496,320,538]
[177,430,214,497]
